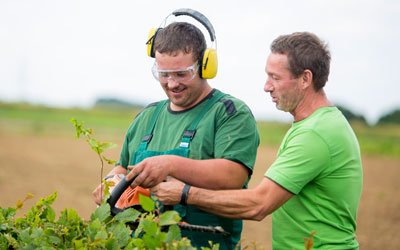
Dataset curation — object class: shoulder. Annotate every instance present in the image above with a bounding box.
[214,90,255,118]
[134,100,167,120]
[125,100,166,135]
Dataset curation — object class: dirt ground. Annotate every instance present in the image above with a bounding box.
[1,131,399,249]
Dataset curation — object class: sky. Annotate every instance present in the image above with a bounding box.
[0,0,399,124]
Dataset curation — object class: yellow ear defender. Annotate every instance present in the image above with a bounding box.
[146,28,160,58]
[146,8,218,79]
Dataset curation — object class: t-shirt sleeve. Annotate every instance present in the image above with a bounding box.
[214,101,260,173]
[117,135,130,168]
[116,109,149,168]
[265,129,330,194]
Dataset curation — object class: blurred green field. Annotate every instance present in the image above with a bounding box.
[1,102,399,157]
[1,102,400,249]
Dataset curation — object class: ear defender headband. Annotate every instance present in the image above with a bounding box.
[146,8,218,79]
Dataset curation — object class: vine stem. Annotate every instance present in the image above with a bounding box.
[98,153,104,202]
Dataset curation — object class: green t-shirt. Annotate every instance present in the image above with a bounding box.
[119,89,260,249]
[265,107,363,250]
[119,89,259,174]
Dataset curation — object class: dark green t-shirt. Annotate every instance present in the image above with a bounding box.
[119,89,260,249]
[119,89,259,174]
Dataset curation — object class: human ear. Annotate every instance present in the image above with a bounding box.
[301,69,313,89]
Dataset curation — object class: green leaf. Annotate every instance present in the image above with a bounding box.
[139,194,155,212]
[90,203,111,223]
[100,141,116,151]
[3,233,19,249]
[18,228,32,245]
[142,233,164,249]
[44,207,56,222]
[95,229,108,240]
[114,208,140,224]
[42,192,58,206]
[1,207,16,222]
[73,239,84,248]
[88,138,101,154]
[105,238,119,250]
[58,208,82,225]
[86,219,102,241]
[70,118,93,138]
[47,235,62,245]
[159,210,181,226]
[31,227,44,239]
[130,238,144,248]
[70,118,80,138]
[110,223,131,248]
[103,155,117,165]
[165,224,181,243]
[141,219,158,235]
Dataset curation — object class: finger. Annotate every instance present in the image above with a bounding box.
[143,175,161,188]
[131,171,146,187]
[92,191,101,205]
[126,167,142,182]
[150,185,158,194]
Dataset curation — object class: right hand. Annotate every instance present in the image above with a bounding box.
[151,177,185,205]
[126,155,176,188]
[92,166,128,205]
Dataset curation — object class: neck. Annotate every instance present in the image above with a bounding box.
[291,89,332,122]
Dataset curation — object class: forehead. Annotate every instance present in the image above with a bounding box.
[155,51,195,70]
[266,53,290,72]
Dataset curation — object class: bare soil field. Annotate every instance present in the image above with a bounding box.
[1,131,399,249]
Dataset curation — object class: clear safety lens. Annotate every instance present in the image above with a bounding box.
[152,62,198,82]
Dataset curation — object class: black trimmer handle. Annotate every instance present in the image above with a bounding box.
[107,175,135,216]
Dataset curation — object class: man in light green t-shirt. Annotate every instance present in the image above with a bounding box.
[153,32,363,249]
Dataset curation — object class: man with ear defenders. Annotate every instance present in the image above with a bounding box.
[92,9,259,249]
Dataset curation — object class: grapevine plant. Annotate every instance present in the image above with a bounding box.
[0,119,218,249]
[0,191,205,249]
[0,119,315,249]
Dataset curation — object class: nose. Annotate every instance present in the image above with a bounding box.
[264,77,273,93]
[166,77,180,89]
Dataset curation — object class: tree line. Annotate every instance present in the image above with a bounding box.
[94,97,400,126]
[336,105,400,125]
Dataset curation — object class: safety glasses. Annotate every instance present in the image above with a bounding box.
[152,62,199,82]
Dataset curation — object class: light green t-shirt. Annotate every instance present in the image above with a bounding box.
[265,107,363,250]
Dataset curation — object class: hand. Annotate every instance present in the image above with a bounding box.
[126,155,174,188]
[92,183,104,205]
[151,178,185,205]
[92,166,127,205]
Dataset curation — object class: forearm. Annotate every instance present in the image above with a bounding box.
[186,178,293,221]
[187,187,266,220]
[168,156,249,189]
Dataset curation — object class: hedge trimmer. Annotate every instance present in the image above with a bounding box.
[107,175,229,235]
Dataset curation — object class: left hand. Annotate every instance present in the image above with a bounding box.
[151,177,185,205]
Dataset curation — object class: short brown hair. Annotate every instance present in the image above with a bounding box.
[154,22,206,63]
[271,32,331,90]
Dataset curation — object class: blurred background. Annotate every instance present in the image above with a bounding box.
[1,0,399,249]
[1,0,400,124]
